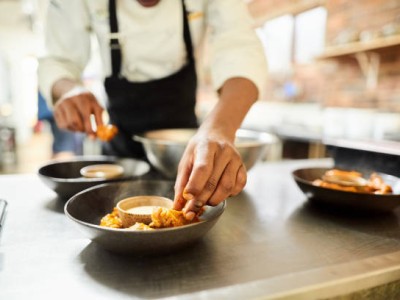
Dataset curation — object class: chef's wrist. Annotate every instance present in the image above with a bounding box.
[52,79,88,105]
[57,85,89,103]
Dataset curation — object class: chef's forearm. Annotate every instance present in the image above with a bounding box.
[199,77,258,140]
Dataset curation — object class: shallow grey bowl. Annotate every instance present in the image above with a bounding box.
[38,156,150,200]
[64,180,225,255]
[133,128,278,178]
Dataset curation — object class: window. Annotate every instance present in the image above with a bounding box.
[256,15,294,73]
[256,7,327,72]
[294,7,327,64]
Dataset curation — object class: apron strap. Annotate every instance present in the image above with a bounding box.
[107,0,194,78]
[108,0,122,77]
[182,0,195,63]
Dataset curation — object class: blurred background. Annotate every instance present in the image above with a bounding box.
[1,0,400,174]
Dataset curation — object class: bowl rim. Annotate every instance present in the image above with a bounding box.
[133,128,278,147]
[133,128,196,146]
[64,181,226,233]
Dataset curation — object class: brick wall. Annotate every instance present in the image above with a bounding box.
[249,0,400,112]
[323,0,400,111]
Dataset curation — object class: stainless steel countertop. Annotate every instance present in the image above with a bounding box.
[2,159,400,300]
[324,138,400,156]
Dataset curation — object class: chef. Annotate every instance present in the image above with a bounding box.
[38,0,267,220]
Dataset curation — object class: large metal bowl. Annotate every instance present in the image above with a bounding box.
[38,156,150,200]
[64,180,226,255]
[133,128,278,178]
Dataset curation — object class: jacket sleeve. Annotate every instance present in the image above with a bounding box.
[38,0,92,106]
[206,0,268,98]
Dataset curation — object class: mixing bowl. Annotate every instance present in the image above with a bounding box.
[133,128,278,178]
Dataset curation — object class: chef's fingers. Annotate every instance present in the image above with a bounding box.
[185,142,234,212]
[230,164,247,196]
[208,163,246,206]
[80,101,96,135]
[54,97,83,132]
[173,146,194,210]
[53,106,68,130]
[80,94,103,135]
[181,141,218,220]
[90,96,104,130]
[55,93,103,135]
[65,101,84,132]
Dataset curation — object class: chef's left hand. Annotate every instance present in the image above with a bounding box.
[173,130,247,220]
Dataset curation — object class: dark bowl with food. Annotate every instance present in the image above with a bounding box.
[293,167,400,213]
[64,180,226,255]
[38,156,150,200]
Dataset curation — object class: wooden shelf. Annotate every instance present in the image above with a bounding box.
[318,34,400,59]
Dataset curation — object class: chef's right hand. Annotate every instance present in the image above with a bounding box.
[54,91,104,137]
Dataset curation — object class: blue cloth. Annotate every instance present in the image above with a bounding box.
[38,92,53,121]
[48,118,84,155]
[37,92,83,155]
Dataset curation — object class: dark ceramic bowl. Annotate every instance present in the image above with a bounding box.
[293,167,400,213]
[38,156,150,200]
[64,180,226,255]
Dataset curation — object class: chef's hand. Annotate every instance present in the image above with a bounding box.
[53,90,104,138]
[173,130,247,220]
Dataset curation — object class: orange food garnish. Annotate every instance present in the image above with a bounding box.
[100,207,123,228]
[150,207,194,228]
[100,206,200,230]
[97,124,118,142]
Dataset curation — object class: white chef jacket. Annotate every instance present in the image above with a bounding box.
[38,0,268,105]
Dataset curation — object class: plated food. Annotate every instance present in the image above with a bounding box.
[64,180,226,255]
[100,195,200,230]
[312,169,393,194]
[292,167,400,212]
[100,206,199,230]
[80,163,124,179]
[38,156,150,199]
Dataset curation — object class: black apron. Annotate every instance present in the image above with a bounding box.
[103,0,198,159]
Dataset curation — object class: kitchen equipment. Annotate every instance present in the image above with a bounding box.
[64,180,225,255]
[38,156,150,200]
[0,126,17,171]
[324,138,400,178]
[133,128,278,178]
[293,167,400,213]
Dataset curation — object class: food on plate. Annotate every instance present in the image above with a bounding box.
[100,206,201,230]
[96,124,118,142]
[312,169,393,194]
[368,173,393,194]
[80,164,124,179]
[150,207,193,228]
[100,207,123,228]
